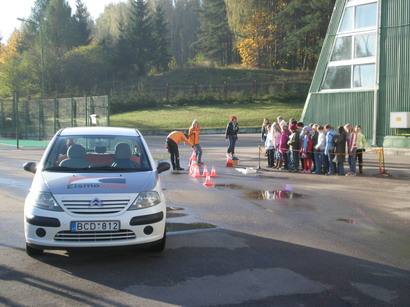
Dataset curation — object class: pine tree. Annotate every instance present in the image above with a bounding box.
[73,0,92,46]
[152,3,171,71]
[196,0,233,65]
[128,0,154,76]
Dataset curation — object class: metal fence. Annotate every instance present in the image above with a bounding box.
[0,94,109,148]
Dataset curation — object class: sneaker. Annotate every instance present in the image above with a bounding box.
[176,167,184,171]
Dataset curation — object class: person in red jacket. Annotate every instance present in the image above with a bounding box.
[301,127,314,173]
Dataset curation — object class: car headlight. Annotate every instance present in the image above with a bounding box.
[128,192,161,210]
[27,191,63,212]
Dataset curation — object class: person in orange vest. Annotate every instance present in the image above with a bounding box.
[166,131,193,171]
[188,119,203,165]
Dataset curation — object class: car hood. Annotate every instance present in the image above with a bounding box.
[40,171,157,195]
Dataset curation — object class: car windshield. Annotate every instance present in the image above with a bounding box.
[43,135,152,172]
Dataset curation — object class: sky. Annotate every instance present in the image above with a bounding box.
[0,0,125,43]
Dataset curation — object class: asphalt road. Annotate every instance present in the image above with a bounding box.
[0,134,410,306]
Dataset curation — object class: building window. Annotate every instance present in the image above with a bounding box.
[340,7,354,32]
[323,66,352,89]
[353,64,376,88]
[355,33,376,58]
[331,37,353,61]
[355,3,377,29]
[321,0,378,91]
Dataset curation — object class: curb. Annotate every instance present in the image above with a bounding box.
[140,127,260,136]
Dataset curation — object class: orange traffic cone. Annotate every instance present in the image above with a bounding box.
[191,164,201,178]
[203,175,215,188]
[210,166,217,177]
[189,150,197,165]
[189,160,197,175]
[202,165,209,177]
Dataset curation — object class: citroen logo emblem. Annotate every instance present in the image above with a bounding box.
[90,198,103,207]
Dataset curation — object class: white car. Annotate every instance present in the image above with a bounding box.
[23,127,170,256]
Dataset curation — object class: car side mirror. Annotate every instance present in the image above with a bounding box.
[23,162,37,174]
[157,161,170,174]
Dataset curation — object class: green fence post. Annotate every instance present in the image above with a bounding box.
[25,96,30,139]
[85,95,88,126]
[106,94,110,127]
[0,100,4,131]
[14,92,19,149]
[71,97,75,127]
[38,100,41,140]
[53,97,57,133]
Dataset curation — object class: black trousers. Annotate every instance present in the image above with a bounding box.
[267,149,275,167]
[167,138,180,170]
[356,149,364,173]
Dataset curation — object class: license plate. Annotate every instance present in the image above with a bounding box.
[70,221,120,232]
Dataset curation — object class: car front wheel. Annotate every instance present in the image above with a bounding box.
[26,244,44,257]
[149,231,166,252]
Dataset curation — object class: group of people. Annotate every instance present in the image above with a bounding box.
[262,117,368,176]
[165,116,239,171]
[165,115,368,176]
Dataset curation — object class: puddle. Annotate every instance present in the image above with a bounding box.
[167,212,188,219]
[245,190,303,200]
[166,222,216,232]
[215,183,304,201]
[167,206,185,212]
[337,218,356,224]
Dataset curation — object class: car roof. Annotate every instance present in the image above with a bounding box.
[60,127,141,137]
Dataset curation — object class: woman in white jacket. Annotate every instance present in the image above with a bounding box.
[313,125,326,174]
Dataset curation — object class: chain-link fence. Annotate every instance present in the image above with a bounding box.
[0,94,109,148]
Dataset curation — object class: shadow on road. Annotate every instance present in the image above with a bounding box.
[2,229,409,306]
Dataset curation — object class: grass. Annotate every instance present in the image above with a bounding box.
[111,100,304,131]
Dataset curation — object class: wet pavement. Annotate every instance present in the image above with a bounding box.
[0,134,410,306]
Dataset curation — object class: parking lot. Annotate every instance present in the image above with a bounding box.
[1,134,410,306]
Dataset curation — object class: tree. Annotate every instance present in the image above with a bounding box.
[236,10,277,68]
[275,0,335,70]
[94,2,131,46]
[43,0,77,57]
[127,0,154,76]
[196,0,232,65]
[0,31,36,96]
[73,0,92,46]
[152,3,171,71]
[171,0,200,66]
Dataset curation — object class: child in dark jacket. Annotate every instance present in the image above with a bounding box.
[334,126,347,176]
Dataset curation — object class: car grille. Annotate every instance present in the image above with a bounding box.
[54,230,136,242]
[61,199,130,215]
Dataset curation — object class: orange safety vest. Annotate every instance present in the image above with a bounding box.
[188,127,200,145]
[167,131,192,145]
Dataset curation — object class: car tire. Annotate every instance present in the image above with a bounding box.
[26,244,44,257]
[149,230,166,252]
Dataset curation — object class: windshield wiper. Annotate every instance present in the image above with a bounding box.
[88,167,136,172]
[43,166,90,172]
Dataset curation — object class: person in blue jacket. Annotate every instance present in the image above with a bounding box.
[324,124,337,175]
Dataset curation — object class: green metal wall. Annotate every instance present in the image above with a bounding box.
[304,92,374,140]
[378,0,410,138]
[302,0,410,145]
